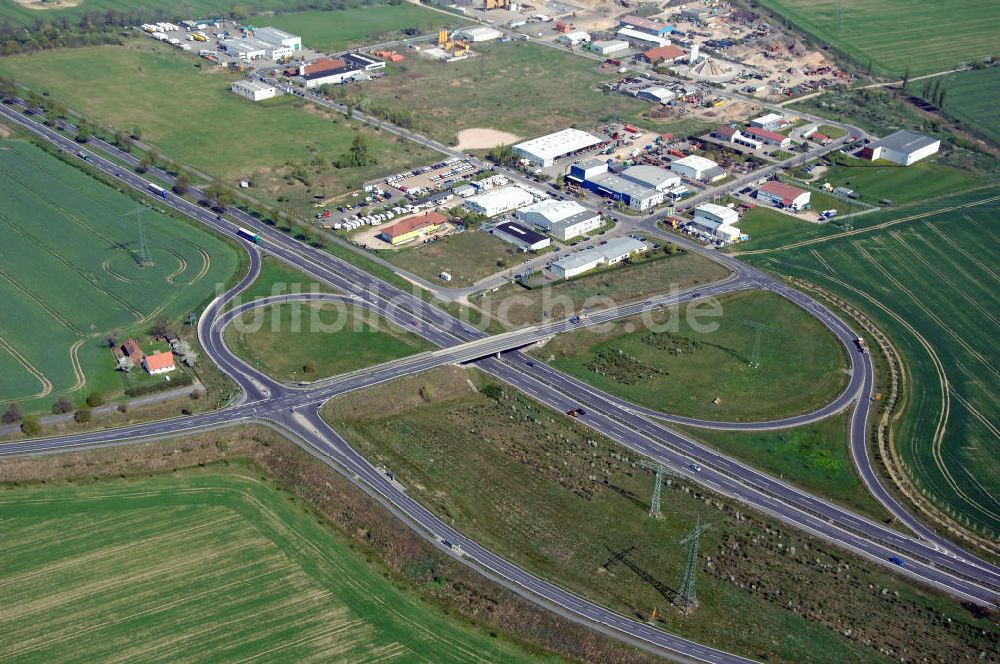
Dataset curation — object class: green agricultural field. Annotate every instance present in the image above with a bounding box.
[934,68,1000,146]
[745,187,1000,536]
[340,42,677,145]
[267,5,465,53]
[0,463,542,663]
[0,0,288,25]
[536,290,849,421]
[0,139,238,409]
[382,230,513,287]
[480,246,730,327]
[735,203,868,252]
[822,154,980,204]
[0,40,437,216]
[754,0,1000,75]
[225,301,432,380]
[675,415,891,520]
[324,366,996,663]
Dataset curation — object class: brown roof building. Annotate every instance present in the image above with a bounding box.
[121,338,144,360]
[640,45,685,64]
[379,211,447,245]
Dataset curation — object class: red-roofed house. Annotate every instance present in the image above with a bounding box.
[757,180,811,210]
[811,132,830,145]
[639,45,685,65]
[121,338,144,360]
[143,351,176,375]
[379,211,447,246]
[714,125,739,141]
[745,127,790,147]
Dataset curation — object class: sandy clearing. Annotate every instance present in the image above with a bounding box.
[455,128,521,150]
[0,125,11,138]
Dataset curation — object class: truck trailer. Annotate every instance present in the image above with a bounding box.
[236,227,261,244]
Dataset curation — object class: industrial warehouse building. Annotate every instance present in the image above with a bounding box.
[618,164,680,191]
[343,52,386,72]
[619,15,673,37]
[694,203,738,226]
[551,236,648,279]
[862,130,940,166]
[220,38,268,60]
[757,180,811,210]
[492,221,551,251]
[715,125,762,150]
[230,79,280,102]
[298,53,384,87]
[299,58,357,87]
[638,86,675,104]
[589,40,629,55]
[513,128,605,168]
[750,113,784,130]
[617,27,670,49]
[455,26,502,42]
[516,199,602,241]
[565,160,672,211]
[557,31,591,46]
[670,155,725,181]
[744,127,790,148]
[465,186,534,217]
[380,211,446,245]
[253,27,302,52]
[639,44,685,65]
[691,203,740,243]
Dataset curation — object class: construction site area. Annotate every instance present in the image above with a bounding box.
[451,0,851,101]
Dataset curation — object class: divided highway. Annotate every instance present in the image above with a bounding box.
[1,101,997,662]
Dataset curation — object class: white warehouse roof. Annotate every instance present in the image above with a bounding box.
[694,203,738,225]
[751,112,784,126]
[514,128,604,164]
[672,154,719,172]
[456,26,502,41]
[517,198,589,223]
[465,186,534,214]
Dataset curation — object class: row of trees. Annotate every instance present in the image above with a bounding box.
[920,78,948,110]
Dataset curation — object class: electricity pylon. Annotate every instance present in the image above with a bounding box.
[739,319,780,369]
[124,206,153,267]
[637,459,677,518]
[677,514,711,612]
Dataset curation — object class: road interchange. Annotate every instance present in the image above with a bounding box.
[1,101,998,662]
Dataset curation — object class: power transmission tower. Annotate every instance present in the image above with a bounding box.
[676,514,711,612]
[739,319,780,369]
[637,459,677,518]
[124,206,153,267]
